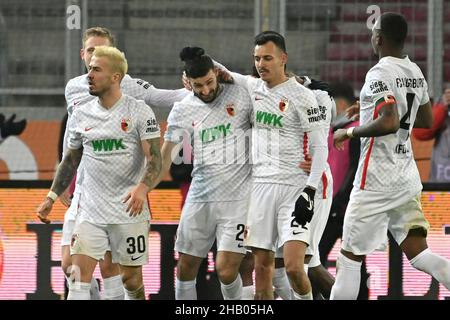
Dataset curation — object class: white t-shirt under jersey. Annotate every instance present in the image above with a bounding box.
[67,94,160,224]
[354,55,429,193]
[165,84,253,202]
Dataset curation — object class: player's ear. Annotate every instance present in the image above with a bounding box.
[281,52,288,65]
[112,72,121,83]
[80,48,84,60]
[375,32,382,47]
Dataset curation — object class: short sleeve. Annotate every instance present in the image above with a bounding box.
[419,79,430,105]
[364,70,397,111]
[295,86,325,131]
[136,102,160,140]
[164,102,189,144]
[67,109,82,150]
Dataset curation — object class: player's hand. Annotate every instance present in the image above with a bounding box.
[182,71,192,91]
[345,101,360,121]
[292,186,316,228]
[59,188,72,207]
[36,198,54,224]
[333,128,349,150]
[298,159,312,173]
[123,183,150,217]
[215,67,233,84]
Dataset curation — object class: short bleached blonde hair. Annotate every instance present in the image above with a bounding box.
[92,46,128,79]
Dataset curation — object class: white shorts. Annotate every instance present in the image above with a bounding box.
[245,183,310,252]
[61,192,80,246]
[70,219,150,266]
[175,200,248,258]
[306,170,333,267]
[342,188,430,256]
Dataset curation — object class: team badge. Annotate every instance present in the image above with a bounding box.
[279,98,289,112]
[226,104,235,116]
[121,118,131,132]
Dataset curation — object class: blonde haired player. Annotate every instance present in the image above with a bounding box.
[37,46,162,300]
[59,27,188,299]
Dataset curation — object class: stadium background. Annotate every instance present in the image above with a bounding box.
[0,0,449,299]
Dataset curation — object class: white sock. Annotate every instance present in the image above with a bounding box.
[273,268,292,300]
[220,275,243,300]
[330,253,362,300]
[90,278,100,300]
[175,278,197,300]
[103,275,125,300]
[124,286,145,300]
[410,248,450,290]
[67,282,91,300]
[241,285,255,300]
[292,290,313,300]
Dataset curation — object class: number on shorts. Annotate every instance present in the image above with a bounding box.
[235,224,245,241]
[126,235,146,254]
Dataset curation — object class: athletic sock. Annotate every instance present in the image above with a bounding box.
[175,278,197,300]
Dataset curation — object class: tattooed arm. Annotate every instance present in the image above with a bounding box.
[36,147,83,223]
[123,137,162,217]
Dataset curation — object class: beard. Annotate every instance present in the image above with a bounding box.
[194,85,220,103]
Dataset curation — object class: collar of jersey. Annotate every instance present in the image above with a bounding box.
[95,94,125,113]
[264,76,294,91]
[379,55,410,65]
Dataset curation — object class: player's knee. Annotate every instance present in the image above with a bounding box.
[121,272,142,291]
[99,262,120,279]
[285,264,307,281]
[254,263,273,278]
[217,267,239,285]
[177,256,200,278]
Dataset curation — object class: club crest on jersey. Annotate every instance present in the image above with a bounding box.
[279,98,289,112]
[226,104,235,117]
[121,118,131,132]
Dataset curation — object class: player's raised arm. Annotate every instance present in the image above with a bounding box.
[122,75,189,109]
[334,95,399,150]
[36,147,83,224]
[212,59,256,91]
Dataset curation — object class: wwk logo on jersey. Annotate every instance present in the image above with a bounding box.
[92,139,126,152]
[199,123,232,143]
[255,110,283,128]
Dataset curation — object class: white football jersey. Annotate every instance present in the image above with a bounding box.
[354,56,429,193]
[249,77,327,187]
[67,94,160,224]
[165,84,253,202]
[63,74,188,202]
